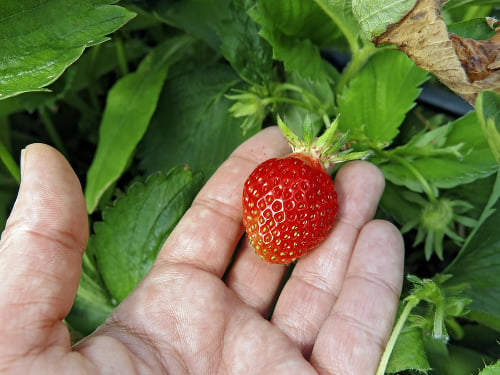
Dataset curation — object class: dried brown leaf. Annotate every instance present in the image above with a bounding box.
[374,0,500,105]
[450,33,498,82]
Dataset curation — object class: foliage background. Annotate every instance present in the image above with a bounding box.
[0,0,499,373]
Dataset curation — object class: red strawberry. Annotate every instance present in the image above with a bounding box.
[242,116,371,264]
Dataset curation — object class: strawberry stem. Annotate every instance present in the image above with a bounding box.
[277,115,373,170]
[391,154,438,204]
[375,295,420,375]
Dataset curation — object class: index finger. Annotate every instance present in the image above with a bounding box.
[155,127,290,276]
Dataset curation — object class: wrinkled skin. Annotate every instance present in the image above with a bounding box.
[0,127,404,375]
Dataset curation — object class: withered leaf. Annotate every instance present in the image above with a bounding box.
[373,0,500,105]
[450,32,499,82]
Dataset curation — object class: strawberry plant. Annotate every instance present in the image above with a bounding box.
[1,0,499,373]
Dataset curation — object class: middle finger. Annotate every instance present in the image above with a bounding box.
[270,161,386,357]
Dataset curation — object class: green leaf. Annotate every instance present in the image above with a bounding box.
[91,168,203,303]
[66,252,114,335]
[386,325,430,374]
[85,36,194,213]
[214,0,274,85]
[0,0,135,100]
[250,0,346,83]
[313,0,360,51]
[379,181,422,226]
[448,344,496,375]
[85,67,166,213]
[256,25,333,83]
[460,324,500,362]
[448,18,498,40]
[144,0,229,50]
[338,49,428,149]
[250,4,334,83]
[142,0,276,85]
[443,174,496,220]
[276,69,337,136]
[423,335,450,375]
[352,0,417,41]
[254,0,341,46]
[1,38,148,114]
[476,90,500,165]
[138,61,253,180]
[444,169,500,331]
[380,112,498,193]
[479,360,500,375]
[443,0,500,11]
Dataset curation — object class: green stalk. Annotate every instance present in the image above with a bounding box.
[445,318,464,340]
[313,0,377,97]
[115,38,129,77]
[391,154,437,204]
[273,83,329,119]
[87,45,102,111]
[335,45,377,95]
[39,108,69,158]
[0,140,20,184]
[274,83,324,108]
[64,93,93,114]
[261,97,316,112]
[376,296,420,375]
[433,297,446,340]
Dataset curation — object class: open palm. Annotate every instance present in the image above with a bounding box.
[0,127,404,374]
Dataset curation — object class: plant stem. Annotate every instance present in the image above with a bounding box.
[433,297,446,340]
[262,97,315,112]
[273,83,328,117]
[87,45,102,111]
[391,154,438,203]
[0,140,20,184]
[445,318,464,340]
[274,83,321,106]
[65,93,93,114]
[115,38,129,77]
[376,296,420,375]
[336,45,377,95]
[39,108,69,158]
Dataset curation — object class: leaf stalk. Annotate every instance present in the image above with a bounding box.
[39,108,69,158]
[391,154,437,203]
[0,140,20,184]
[376,295,420,375]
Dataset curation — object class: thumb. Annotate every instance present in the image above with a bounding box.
[0,144,88,360]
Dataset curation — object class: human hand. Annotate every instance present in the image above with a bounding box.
[0,127,404,374]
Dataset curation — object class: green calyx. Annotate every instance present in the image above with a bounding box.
[277,115,373,171]
[401,195,478,261]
